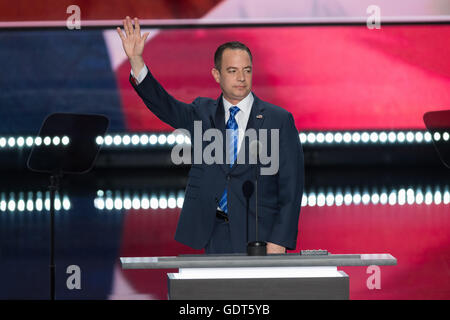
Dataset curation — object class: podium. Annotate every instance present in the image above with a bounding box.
[120,252,396,300]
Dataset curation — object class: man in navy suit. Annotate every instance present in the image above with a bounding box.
[117,17,304,254]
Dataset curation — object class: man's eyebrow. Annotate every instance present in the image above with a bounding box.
[226,66,252,70]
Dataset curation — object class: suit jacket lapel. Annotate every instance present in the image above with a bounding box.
[213,94,229,174]
[230,93,265,175]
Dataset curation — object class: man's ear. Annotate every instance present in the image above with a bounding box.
[211,68,220,83]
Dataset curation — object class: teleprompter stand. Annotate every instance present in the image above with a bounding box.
[423,110,450,169]
[27,113,108,300]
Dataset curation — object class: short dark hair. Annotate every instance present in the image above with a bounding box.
[214,41,252,71]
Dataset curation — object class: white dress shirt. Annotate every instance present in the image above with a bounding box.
[222,92,254,153]
[131,65,149,84]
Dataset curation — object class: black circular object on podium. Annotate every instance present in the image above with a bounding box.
[247,241,267,256]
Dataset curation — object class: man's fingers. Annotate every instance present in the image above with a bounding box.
[126,16,134,35]
[123,16,132,36]
[123,18,130,36]
[142,31,150,42]
[116,27,126,41]
[134,17,141,35]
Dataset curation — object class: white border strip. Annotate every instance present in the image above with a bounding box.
[175,266,342,279]
[1,16,450,28]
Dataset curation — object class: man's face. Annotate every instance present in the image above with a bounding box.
[212,48,252,104]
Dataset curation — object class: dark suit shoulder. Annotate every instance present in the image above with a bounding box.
[192,96,216,106]
[191,97,219,118]
[258,99,292,125]
[265,102,290,115]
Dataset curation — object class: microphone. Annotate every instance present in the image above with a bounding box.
[242,180,254,245]
[242,180,254,198]
[246,140,267,256]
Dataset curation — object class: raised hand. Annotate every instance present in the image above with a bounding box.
[117,16,149,75]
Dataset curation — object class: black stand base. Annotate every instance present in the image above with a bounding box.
[49,172,61,301]
[247,241,267,256]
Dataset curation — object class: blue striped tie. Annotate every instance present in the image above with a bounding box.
[218,106,240,214]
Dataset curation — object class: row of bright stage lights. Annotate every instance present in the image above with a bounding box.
[93,187,450,211]
[1,130,449,149]
[0,192,71,212]
[2,186,448,213]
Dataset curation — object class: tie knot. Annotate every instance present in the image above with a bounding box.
[230,106,240,118]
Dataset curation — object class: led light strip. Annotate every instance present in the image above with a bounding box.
[93,185,450,211]
[97,130,448,147]
[95,133,190,147]
[2,130,448,150]
[0,191,71,212]
[0,136,70,149]
[299,130,449,145]
[2,185,448,213]
[301,186,450,207]
[93,190,184,211]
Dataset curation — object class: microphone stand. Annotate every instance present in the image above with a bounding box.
[242,181,253,246]
[247,140,267,256]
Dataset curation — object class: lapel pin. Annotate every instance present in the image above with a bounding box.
[256,114,263,119]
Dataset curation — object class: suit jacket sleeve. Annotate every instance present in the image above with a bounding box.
[268,112,304,250]
[129,67,197,131]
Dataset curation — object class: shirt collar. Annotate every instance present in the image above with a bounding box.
[222,92,254,116]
